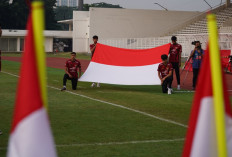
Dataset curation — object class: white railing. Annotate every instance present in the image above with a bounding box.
[99,34,232,57]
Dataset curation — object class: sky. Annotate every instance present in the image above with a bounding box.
[84,0,228,12]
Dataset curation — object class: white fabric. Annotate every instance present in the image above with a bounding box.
[190,97,232,157]
[7,108,57,157]
[226,114,232,157]
[190,97,217,157]
[80,62,161,85]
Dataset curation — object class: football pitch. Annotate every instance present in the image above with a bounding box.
[0,58,219,156]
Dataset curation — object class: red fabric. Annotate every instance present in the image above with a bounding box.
[91,43,171,66]
[169,43,182,63]
[184,59,193,72]
[182,47,212,157]
[65,59,81,78]
[90,44,96,50]
[182,46,232,156]
[221,50,230,67]
[221,50,231,72]
[90,44,96,58]
[11,14,43,133]
[183,50,230,72]
[157,63,173,78]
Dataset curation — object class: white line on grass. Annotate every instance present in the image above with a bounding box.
[0,138,185,150]
[49,86,188,128]
[56,138,185,148]
[174,91,195,93]
[1,71,187,128]
[1,71,19,78]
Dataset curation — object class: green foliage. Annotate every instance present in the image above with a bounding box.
[83,2,123,11]
[54,6,78,30]
[55,6,77,21]
[44,0,60,30]
[0,1,123,30]
[0,0,28,29]
[0,0,59,30]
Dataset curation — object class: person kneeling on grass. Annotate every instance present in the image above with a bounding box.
[61,52,82,91]
[157,54,173,94]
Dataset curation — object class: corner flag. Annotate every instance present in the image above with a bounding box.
[182,13,232,157]
[7,1,57,157]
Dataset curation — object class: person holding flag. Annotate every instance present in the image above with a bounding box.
[90,35,100,88]
[169,36,182,90]
[157,54,173,94]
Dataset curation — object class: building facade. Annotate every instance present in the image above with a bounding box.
[0,30,72,52]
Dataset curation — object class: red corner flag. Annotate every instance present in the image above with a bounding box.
[182,14,232,157]
[7,2,57,157]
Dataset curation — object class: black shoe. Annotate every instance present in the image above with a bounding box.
[61,87,66,91]
[0,130,3,135]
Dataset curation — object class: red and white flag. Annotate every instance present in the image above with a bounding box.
[7,2,57,157]
[182,13,232,157]
[182,47,232,157]
[80,43,171,85]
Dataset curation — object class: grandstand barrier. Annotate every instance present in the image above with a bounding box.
[99,34,232,57]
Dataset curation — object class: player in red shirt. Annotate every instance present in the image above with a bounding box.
[169,36,182,90]
[90,35,98,58]
[61,52,82,91]
[158,54,173,94]
[90,35,100,88]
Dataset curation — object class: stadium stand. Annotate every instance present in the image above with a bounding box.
[99,3,232,57]
[173,4,232,35]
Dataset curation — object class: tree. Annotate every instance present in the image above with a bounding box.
[44,0,60,30]
[83,2,123,11]
[54,6,78,30]
[55,6,77,21]
[0,0,59,30]
[0,0,28,29]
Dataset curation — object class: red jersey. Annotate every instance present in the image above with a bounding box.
[169,43,182,63]
[90,44,96,57]
[157,63,173,78]
[65,59,81,78]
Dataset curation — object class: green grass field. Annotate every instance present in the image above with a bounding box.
[0,59,230,156]
[2,52,92,60]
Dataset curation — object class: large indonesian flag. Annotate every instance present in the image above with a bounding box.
[80,43,171,85]
[7,2,57,157]
[182,14,232,157]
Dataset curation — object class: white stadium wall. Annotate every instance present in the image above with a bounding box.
[44,37,54,52]
[73,11,90,52]
[73,8,201,53]
[89,8,200,48]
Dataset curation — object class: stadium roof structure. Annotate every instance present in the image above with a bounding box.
[2,30,72,38]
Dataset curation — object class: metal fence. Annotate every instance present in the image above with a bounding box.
[99,34,232,57]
